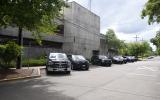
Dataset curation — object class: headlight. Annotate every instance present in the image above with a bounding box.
[48,61,53,65]
[67,61,71,66]
[115,58,119,60]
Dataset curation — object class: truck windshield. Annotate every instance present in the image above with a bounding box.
[72,55,86,61]
[49,53,67,60]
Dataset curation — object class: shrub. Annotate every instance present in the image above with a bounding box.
[22,58,46,67]
[0,45,6,68]
[0,42,21,69]
[0,45,5,59]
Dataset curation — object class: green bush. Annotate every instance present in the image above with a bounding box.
[22,58,46,67]
[0,45,6,68]
[0,42,21,69]
[0,45,5,59]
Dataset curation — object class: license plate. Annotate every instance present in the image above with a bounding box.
[59,69,63,71]
[83,65,86,67]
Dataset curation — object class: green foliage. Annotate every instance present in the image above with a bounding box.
[22,58,46,67]
[141,0,160,24]
[151,31,160,48]
[105,29,152,57]
[157,48,160,55]
[0,42,21,69]
[128,43,141,57]
[125,42,152,57]
[0,45,6,58]
[105,29,121,50]
[150,31,160,55]
[118,42,129,56]
[0,0,67,41]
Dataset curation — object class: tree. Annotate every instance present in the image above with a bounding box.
[150,31,160,55]
[127,42,152,57]
[0,0,67,69]
[118,41,129,56]
[105,29,121,50]
[151,31,160,48]
[140,41,152,57]
[105,29,122,57]
[141,0,160,24]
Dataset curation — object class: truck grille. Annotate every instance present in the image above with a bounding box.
[50,62,68,68]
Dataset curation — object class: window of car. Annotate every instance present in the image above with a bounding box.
[99,55,108,59]
[72,55,86,61]
[49,53,67,60]
[77,55,86,60]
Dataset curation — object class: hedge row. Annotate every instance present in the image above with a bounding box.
[22,58,46,67]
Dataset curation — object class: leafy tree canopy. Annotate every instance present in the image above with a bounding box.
[126,41,152,57]
[105,29,121,49]
[0,0,67,34]
[142,0,160,24]
[151,31,160,48]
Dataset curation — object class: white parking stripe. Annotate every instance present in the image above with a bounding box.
[137,66,158,71]
[128,73,156,77]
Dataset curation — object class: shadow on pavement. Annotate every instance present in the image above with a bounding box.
[46,72,72,77]
[0,78,75,100]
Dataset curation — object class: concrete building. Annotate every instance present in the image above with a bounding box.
[63,2,100,58]
[0,1,108,59]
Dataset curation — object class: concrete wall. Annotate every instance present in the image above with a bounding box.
[63,2,100,59]
[0,1,108,59]
[23,47,63,58]
[0,27,64,43]
[99,34,108,56]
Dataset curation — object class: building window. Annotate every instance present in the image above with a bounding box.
[54,25,64,35]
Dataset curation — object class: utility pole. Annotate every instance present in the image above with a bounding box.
[133,35,140,42]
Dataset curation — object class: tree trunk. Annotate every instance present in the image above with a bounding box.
[16,27,23,69]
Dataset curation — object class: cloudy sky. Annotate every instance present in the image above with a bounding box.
[68,0,160,50]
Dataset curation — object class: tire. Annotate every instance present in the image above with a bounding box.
[66,71,71,74]
[71,64,74,70]
[85,67,89,70]
[98,62,102,66]
[46,68,51,74]
[108,64,112,67]
[92,61,95,65]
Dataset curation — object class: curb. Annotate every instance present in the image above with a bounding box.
[40,67,46,69]
[0,68,41,82]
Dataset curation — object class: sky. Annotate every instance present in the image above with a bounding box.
[68,0,160,50]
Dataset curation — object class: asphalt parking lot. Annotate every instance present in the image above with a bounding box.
[0,57,160,100]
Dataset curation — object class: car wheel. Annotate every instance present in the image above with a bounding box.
[46,68,50,74]
[98,62,102,66]
[66,71,71,74]
[72,64,76,70]
[92,61,95,65]
[108,64,112,67]
[85,67,89,70]
[71,64,74,70]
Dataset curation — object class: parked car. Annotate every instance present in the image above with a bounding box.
[147,56,154,59]
[123,56,131,63]
[121,56,127,64]
[112,56,124,64]
[131,56,138,61]
[124,56,137,62]
[91,55,112,66]
[67,55,89,70]
[46,53,71,74]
